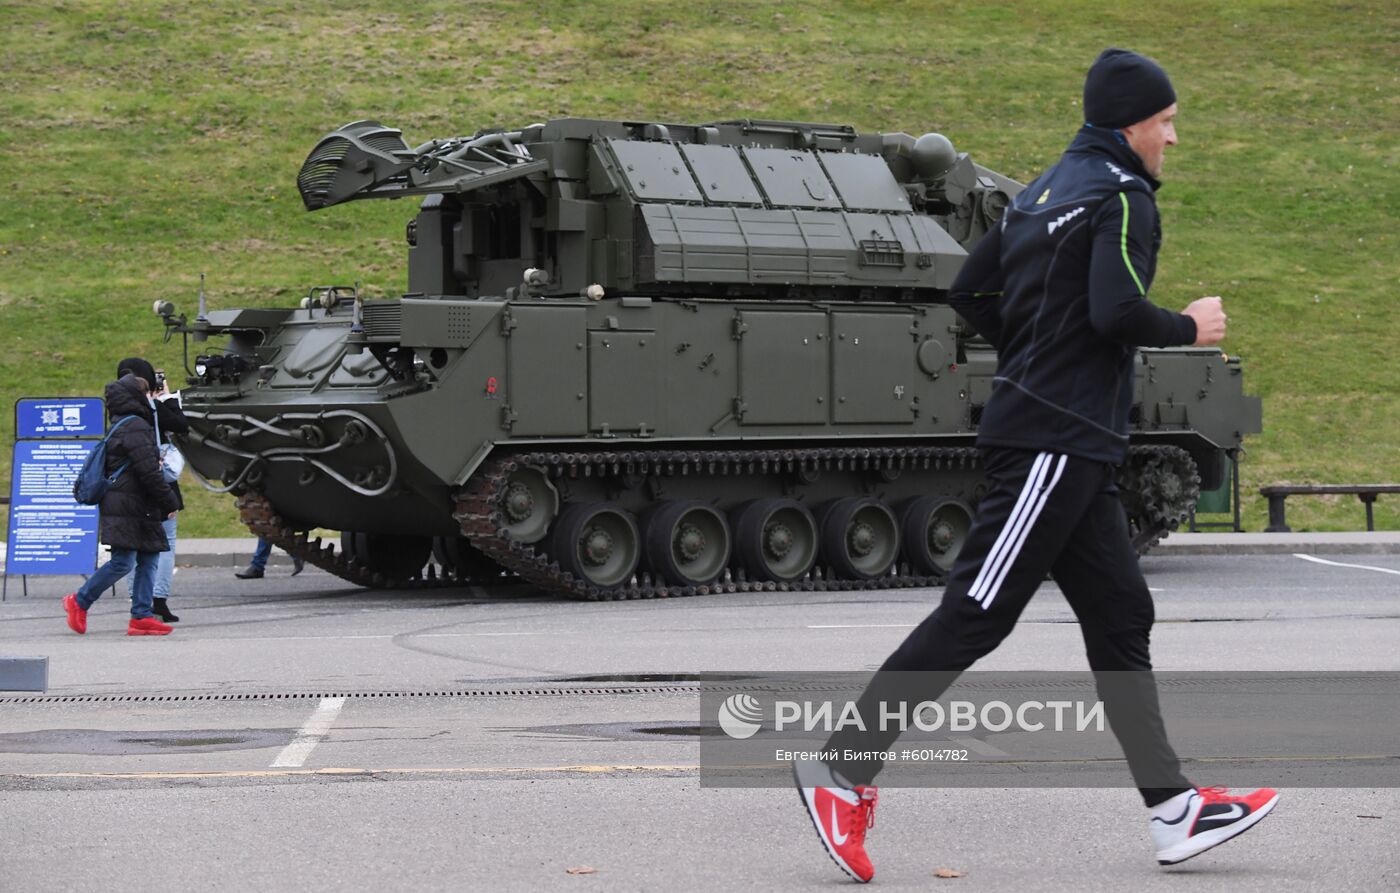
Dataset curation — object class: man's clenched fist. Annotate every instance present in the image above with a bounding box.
[1183,296,1227,346]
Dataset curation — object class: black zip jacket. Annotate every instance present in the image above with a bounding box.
[947,126,1197,463]
[153,394,189,511]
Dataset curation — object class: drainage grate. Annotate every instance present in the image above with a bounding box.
[0,685,713,705]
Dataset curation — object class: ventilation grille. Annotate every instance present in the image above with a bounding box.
[446,306,474,344]
[361,300,402,340]
[858,237,905,267]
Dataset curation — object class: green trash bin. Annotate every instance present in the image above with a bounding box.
[1195,460,1233,514]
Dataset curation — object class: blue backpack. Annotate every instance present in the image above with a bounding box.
[72,416,137,506]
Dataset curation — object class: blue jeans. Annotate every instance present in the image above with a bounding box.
[77,548,158,619]
[123,516,177,599]
[250,537,273,571]
[155,515,177,598]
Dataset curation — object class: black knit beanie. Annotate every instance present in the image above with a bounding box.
[116,357,157,391]
[1083,48,1176,129]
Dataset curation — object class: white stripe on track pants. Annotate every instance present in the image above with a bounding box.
[827,447,1191,801]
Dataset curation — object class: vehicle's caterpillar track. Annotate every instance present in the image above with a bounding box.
[1121,444,1201,554]
[236,444,1194,597]
[451,446,975,601]
[449,443,1198,601]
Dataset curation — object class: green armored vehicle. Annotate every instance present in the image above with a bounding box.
[160,117,1261,599]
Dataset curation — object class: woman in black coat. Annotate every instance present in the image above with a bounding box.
[62,371,181,636]
[117,358,190,623]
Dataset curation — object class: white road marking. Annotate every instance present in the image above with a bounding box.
[418,632,537,638]
[213,631,540,643]
[806,624,912,629]
[271,696,346,768]
[1292,554,1400,577]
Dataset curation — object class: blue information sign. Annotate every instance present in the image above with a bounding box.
[5,441,101,576]
[6,397,106,580]
[16,398,105,438]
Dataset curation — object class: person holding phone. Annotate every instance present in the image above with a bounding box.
[117,363,189,621]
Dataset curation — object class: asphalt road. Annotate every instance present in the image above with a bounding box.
[1,553,1397,891]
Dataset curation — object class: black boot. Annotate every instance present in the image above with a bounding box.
[235,565,264,579]
[152,597,180,623]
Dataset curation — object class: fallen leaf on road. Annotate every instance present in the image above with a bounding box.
[565,866,598,875]
[933,867,965,878]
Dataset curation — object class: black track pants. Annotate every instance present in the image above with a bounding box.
[828,447,1191,804]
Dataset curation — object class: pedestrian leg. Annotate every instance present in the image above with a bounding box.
[251,538,271,571]
[827,450,1099,784]
[128,551,160,619]
[1052,468,1281,863]
[75,549,136,610]
[1050,468,1190,802]
[154,516,177,600]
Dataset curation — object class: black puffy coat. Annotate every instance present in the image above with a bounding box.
[98,375,180,552]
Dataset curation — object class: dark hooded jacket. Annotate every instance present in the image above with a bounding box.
[99,375,180,552]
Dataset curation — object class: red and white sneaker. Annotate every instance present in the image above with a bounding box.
[1151,785,1280,865]
[793,758,878,883]
[63,594,87,634]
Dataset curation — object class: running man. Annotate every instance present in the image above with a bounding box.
[794,48,1278,882]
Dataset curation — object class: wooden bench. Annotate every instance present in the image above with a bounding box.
[1259,484,1400,532]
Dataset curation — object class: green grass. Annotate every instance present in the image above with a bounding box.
[2,0,1397,537]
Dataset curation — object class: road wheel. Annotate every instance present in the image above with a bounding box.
[550,502,640,590]
[643,500,731,587]
[899,497,972,575]
[731,498,818,583]
[818,497,900,580]
[500,465,559,544]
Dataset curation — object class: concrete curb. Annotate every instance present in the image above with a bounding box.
[148,538,305,569]
[0,538,304,572]
[3,532,1398,573]
[1153,532,1400,555]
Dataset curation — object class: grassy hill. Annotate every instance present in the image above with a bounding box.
[2,0,1396,538]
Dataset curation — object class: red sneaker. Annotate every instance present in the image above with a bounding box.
[63,594,87,634]
[127,616,174,636]
[794,759,879,883]
[1152,785,1280,865]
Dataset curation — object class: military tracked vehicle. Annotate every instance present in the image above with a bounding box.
[158,116,1261,599]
